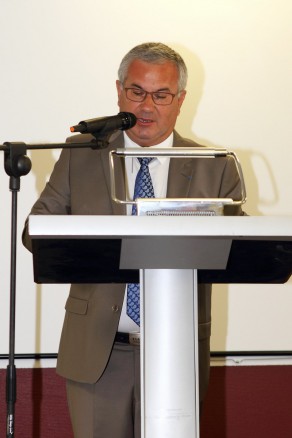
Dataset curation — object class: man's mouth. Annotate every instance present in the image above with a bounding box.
[137,117,154,125]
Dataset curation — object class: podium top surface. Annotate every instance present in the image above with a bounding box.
[29,215,292,284]
[29,215,292,240]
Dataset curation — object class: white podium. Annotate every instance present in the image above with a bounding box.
[29,215,292,438]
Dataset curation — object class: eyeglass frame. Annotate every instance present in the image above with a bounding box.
[122,86,180,106]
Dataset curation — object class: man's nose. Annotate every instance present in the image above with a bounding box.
[140,92,156,109]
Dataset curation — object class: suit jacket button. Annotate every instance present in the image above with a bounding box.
[112,305,119,313]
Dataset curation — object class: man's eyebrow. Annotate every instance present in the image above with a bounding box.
[129,83,143,89]
[129,83,171,92]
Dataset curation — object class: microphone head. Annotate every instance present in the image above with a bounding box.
[118,112,137,130]
[70,112,137,134]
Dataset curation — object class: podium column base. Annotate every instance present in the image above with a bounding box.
[140,268,200,438]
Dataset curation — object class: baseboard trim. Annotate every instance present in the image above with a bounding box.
[1,351,292,369]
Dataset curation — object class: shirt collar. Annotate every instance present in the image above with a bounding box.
[123,132,173,164]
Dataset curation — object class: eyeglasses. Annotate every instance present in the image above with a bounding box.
[124,87,177,105]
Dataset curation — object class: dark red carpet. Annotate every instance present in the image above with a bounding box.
[1,365,292,437]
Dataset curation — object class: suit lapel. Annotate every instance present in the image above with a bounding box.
[167,158,194,198]
[167,132,195,198]
[101,131,126,215]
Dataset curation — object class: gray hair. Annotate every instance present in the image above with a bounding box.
[118,42,188,92]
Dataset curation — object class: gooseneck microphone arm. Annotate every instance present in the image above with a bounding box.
[0,112,136,438]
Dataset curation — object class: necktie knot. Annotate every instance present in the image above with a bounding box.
[138,157,154,167]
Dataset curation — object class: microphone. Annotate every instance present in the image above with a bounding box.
[70,112,137,135]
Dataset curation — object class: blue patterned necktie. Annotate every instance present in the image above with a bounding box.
[127,157,155,325]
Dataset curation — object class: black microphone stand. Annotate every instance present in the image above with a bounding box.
[0,135,109,437]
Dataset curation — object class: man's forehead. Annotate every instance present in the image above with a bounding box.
[124,59,179,85]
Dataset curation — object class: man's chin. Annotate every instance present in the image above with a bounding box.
[127,129,158,147]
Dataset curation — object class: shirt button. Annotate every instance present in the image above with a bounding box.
[112,305,119,313]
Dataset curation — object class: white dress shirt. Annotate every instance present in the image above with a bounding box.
[117,132,174,333]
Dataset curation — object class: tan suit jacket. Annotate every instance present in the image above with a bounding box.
[22,130,243,400]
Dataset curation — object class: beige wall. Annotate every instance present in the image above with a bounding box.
[0,0,291,354]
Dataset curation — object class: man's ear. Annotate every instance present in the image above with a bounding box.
[116,80,123,101]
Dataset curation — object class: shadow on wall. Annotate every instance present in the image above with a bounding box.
[30,148,58,196]
[170,43,205,141]
[167,44,283,437]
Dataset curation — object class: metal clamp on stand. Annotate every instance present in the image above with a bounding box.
[109,147,247,216]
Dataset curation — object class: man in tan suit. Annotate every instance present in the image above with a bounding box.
[23,42,244,437]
